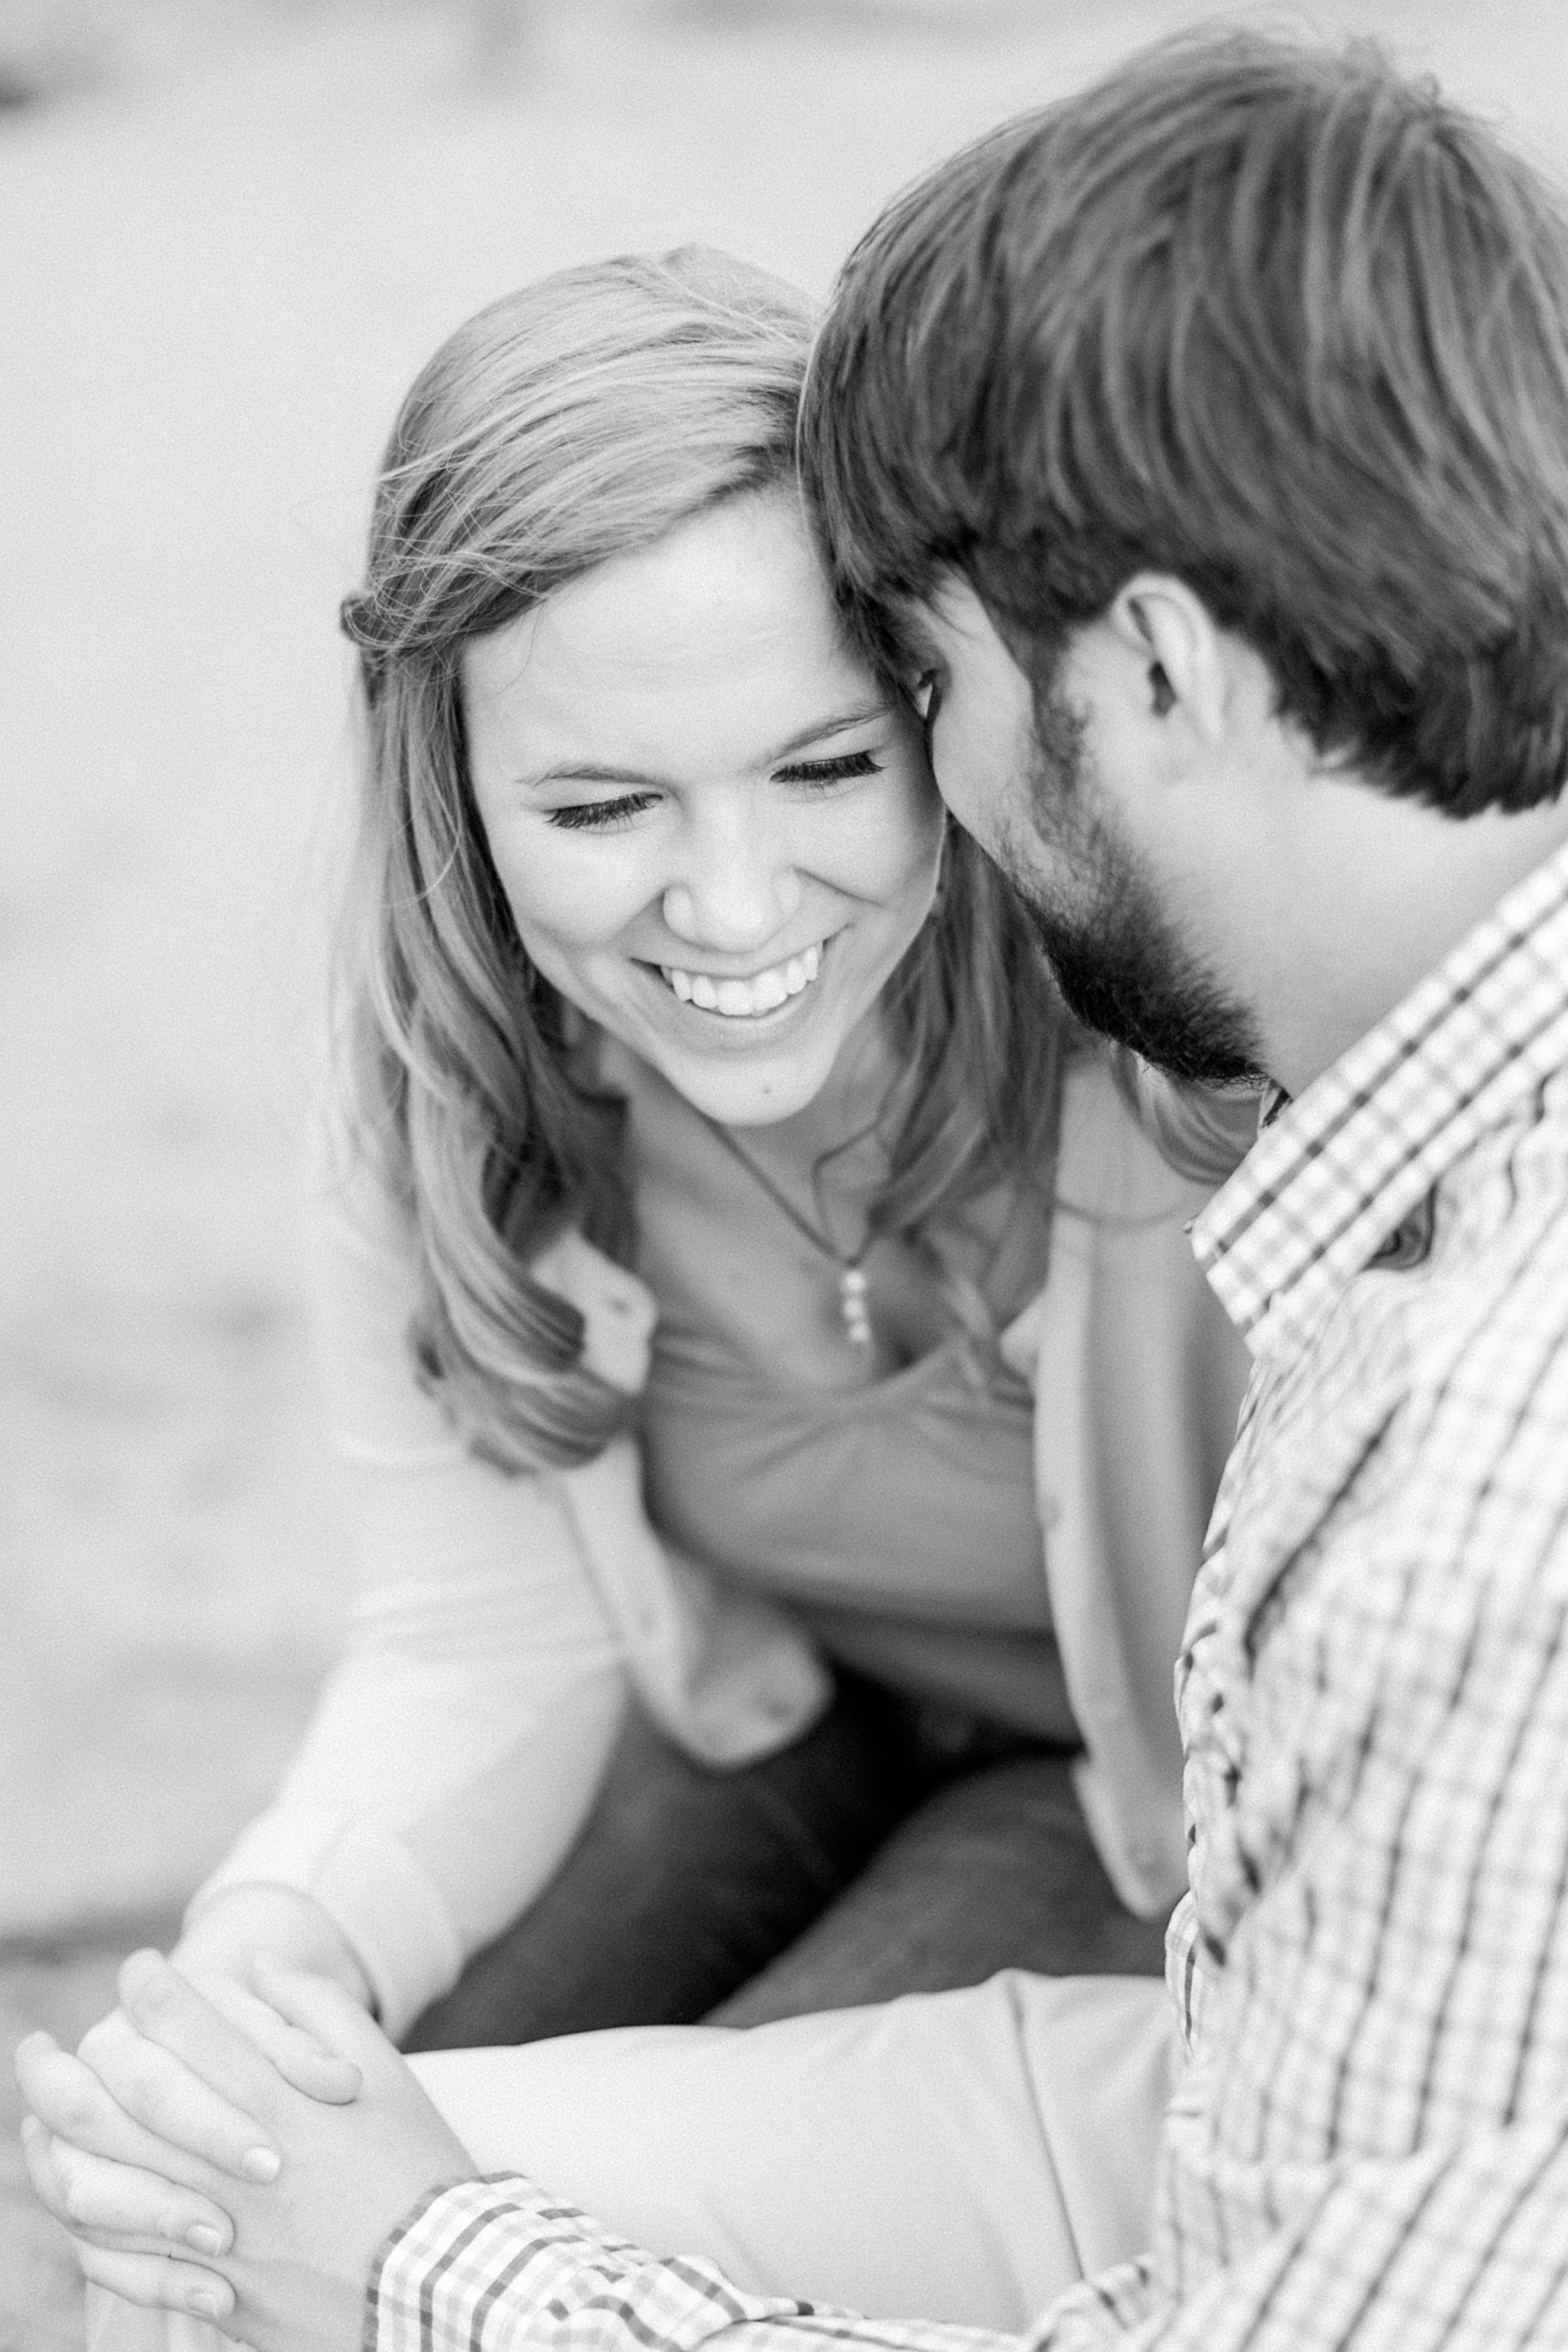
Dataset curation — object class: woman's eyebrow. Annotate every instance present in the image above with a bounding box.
[517,760,670,790]
[765,700,893,763]
[514,702,893,792]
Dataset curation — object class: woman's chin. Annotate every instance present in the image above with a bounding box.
[642,1038,841,1126]
[597,959,855,1125]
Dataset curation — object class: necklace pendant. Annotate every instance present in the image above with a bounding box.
[839,1265,872,1348]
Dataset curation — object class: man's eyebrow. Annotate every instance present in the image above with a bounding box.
[513,701,894,792]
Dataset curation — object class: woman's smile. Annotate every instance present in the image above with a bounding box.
[461,488,942,1125]
[656,936,824,1018]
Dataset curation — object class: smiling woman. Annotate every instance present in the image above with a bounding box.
[460,492,943,1131]
[49,242,1247,2347]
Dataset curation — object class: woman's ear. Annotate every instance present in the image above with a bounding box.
[1108,575,1230,745]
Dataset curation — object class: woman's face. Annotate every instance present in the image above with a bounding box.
[461,488,943,1126]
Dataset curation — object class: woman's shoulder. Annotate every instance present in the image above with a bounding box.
[302,1082,657,1400]
[1059,1042,1259,1207]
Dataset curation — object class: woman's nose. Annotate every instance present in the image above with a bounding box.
[660,820,804,951]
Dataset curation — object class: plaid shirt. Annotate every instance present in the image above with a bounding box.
[370,841,1568,2352]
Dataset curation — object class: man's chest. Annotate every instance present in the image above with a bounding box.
[1174,1283,1420,1962]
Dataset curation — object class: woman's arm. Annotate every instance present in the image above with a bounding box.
[175,1136,635,2036]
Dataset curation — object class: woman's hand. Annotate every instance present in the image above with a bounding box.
[15,1881,376,2302]
[17,1952,475,2352]
[171,1883,374,2010]
[13,1900,371,2316]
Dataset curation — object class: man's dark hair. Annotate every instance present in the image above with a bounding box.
[802,31,1568,814]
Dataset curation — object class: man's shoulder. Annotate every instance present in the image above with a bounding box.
[1344,1096,1568,1567]
[1419,1083,1568,1332]
[1235,1089,1568,1590]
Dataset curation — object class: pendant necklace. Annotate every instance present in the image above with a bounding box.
[703,1118,875,1349]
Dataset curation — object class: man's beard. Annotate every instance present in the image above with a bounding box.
[1001,692,1267,1091]
[1027,886,1263,1087]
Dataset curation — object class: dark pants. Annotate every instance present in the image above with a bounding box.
[403,1677,1167,2053]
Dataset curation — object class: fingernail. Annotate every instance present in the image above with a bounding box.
[188,2288,231,2321]
[241,2145,281,2183]
[187,2222,227,2256]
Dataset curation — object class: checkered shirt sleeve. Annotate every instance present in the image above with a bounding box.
[368,2176,1038,2352]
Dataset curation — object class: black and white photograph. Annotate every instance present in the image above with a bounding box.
[6,2,1568,2346]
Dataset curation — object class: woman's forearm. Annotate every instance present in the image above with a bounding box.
[188,1636,629,2037]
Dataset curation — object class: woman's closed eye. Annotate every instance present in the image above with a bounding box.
[545,792,662,832]
[773,749,883,791]
[544,750,881,832]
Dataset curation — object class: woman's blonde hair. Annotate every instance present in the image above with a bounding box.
[338,246,1069,1472]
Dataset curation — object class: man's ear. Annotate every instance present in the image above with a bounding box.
[1107,576,1228,746]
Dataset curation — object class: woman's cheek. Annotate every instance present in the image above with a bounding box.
[495,833,650,957]
[855,767,945,906]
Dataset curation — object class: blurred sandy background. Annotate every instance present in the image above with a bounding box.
[2,0,1566,2339]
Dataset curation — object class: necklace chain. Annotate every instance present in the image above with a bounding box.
[703,1118,875,1348]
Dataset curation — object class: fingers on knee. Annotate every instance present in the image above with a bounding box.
[57,2148,106,2231]
[75,2240,237,2324]
[75,2011,140,2110]
[44,2059,113,2145]
[84,2024,200,2140]
[108,2040,179,2135]
[76,2006,126,2067]
[118,1949,216,2050]
[19,2116,65,2211]
[50,2141,205,2251]
[122,1952,281,2117]
[24,2127,100,2233]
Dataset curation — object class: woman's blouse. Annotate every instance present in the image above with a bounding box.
[188,1044,1251,2036]
[617,1046,1078,1740]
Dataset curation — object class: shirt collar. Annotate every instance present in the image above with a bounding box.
[1192,838,1568,1359]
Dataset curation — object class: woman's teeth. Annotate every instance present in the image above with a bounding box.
[662,942,822,1018]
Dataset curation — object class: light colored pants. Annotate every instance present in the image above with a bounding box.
[87,1971,1174,2350]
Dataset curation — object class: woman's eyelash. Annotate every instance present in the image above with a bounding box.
[544,752,880,830]
[545,793,659,832]
[776,750,882,786]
